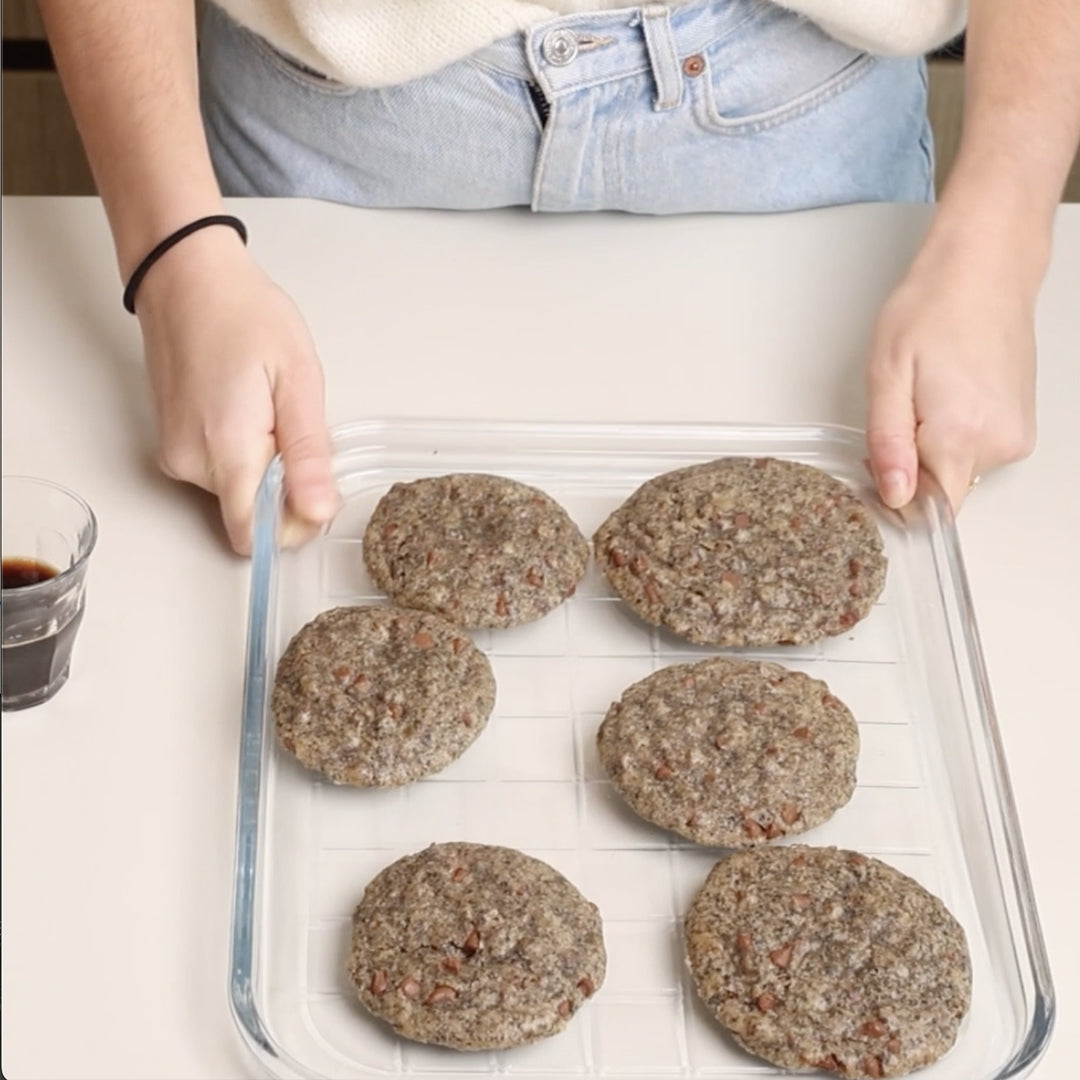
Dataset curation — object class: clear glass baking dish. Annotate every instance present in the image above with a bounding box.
[230,419,1054,1080]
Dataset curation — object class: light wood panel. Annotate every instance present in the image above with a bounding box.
[1,71,96,195]
[927,59,965,195]
[2,0,45,39]
[1,0,94,194]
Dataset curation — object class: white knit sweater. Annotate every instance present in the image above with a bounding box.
[212,0,967,88]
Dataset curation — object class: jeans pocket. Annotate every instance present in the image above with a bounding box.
[692,10,876,135]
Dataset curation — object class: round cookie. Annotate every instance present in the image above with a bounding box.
[597,657,858,846]
[685,845,972,1077]
[347,842,606,1050]
[272,605,495,786]
[363,473,588,628]
[593,457,887,646]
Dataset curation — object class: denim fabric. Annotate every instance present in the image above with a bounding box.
[199,0,934,213]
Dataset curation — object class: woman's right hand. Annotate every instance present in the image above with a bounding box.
[37,0,339,554]
[134,227,341,554]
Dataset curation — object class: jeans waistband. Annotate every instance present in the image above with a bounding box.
[474,0,760,99]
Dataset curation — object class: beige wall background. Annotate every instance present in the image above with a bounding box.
[3,0,1079,201]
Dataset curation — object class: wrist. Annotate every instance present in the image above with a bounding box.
[933,136,1060,270]
[133,224,252,319]
[123,215,248,314]
[923,161,1053,295]
[111,186,228,283]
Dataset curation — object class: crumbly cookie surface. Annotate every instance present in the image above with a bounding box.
[271,605,495,786]
[593,457,887,646]
[598,657,858,846]
[685,846,972,1077]
[363,473,588,628]
[347,842,606,1050]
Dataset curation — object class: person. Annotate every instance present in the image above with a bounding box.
[37,0,1080,554]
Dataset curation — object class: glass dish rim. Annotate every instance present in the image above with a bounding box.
[228,416,1055,1080]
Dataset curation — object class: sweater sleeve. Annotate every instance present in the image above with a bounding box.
[214,0,556,87]
[771,0,967,55]
[210,0,969,88]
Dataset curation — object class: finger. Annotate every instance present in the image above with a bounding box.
[915,422,978,514]
[212,438,276,556]
[866,354,919,510]
[279,513,323,550]
[273,363,340,527]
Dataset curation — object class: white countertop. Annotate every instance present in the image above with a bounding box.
[1,196,1076,1079]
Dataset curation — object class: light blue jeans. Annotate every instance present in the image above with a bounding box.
[199,0,934,213]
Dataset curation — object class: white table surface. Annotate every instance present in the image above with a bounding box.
[1,196,1076,1080]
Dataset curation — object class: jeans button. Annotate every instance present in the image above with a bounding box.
[542,28,579,66]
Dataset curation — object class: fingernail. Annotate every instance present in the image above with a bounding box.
[312,491,342,519]
[298,485,342,522]
[880,469,909,508]
[280,516,319,549]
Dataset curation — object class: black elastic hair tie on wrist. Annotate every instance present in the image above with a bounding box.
[122,214,248,314]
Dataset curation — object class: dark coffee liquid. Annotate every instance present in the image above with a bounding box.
[2,557,58,589]
[2,557,81,708]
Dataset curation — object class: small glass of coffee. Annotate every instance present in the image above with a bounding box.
[2,476,98,710]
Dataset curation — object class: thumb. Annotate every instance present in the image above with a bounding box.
[273,364,340,535]
[866,354,919,510]
[915,420,978,515]
[215,440,276,556]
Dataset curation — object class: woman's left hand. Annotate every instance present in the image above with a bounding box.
[865,219,1041,513]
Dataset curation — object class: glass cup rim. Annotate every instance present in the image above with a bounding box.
[1,474,99,594]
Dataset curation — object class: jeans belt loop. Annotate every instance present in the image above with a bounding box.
[641,4,683,111]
